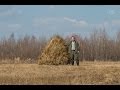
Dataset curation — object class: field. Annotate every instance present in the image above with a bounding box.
[0,61,120,85]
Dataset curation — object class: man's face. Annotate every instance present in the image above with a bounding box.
[71,37,75,41]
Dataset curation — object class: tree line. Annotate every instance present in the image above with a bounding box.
[0,28,120,62]
[65,29,120,61]
[0,33,47,62]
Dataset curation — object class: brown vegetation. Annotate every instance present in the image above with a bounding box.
[0,28,120,63]
[0,61,120,85]
[38,35,69,65]
[0,33,47,63]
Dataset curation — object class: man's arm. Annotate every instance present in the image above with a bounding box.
[77,42,80,53]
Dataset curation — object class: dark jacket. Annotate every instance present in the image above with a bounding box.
[68,40,80,55]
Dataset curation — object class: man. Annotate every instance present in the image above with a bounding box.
[68,36,80,66]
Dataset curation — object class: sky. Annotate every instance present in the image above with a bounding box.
[0,5,120,39]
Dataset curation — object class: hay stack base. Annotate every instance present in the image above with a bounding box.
[38,35,69,65]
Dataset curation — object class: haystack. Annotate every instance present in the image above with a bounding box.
[38,35,69,65]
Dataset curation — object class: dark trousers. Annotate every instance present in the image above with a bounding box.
[70,50,79,66]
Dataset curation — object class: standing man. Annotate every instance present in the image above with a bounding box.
[68,36,80,66]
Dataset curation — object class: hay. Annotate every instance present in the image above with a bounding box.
[38,35,69,65]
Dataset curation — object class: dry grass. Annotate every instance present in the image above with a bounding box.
[38,35,69,65]
[0,59,37,64]
[0,61,120,85]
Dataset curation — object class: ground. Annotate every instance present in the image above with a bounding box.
[0,61,120,85]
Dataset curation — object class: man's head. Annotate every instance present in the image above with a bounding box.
[71,36,75,41]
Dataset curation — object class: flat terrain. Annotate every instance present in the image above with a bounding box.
[0,61,120,85]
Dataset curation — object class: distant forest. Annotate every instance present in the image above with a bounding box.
[1,28,120,62]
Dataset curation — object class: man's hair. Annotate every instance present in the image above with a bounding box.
[71,36,76,39]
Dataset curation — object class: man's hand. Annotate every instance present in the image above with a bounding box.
[78,51,79,53]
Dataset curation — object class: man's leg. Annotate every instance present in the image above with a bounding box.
[71,54,74,65]
[71,51,74,65]
[74,53,79,66]
[73,51,77,66]
[76,59,79,66]
[71,60,74,65]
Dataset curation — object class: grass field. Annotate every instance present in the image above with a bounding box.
[0,61,120,85]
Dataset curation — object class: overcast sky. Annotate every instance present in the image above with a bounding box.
[0,5,120,38]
